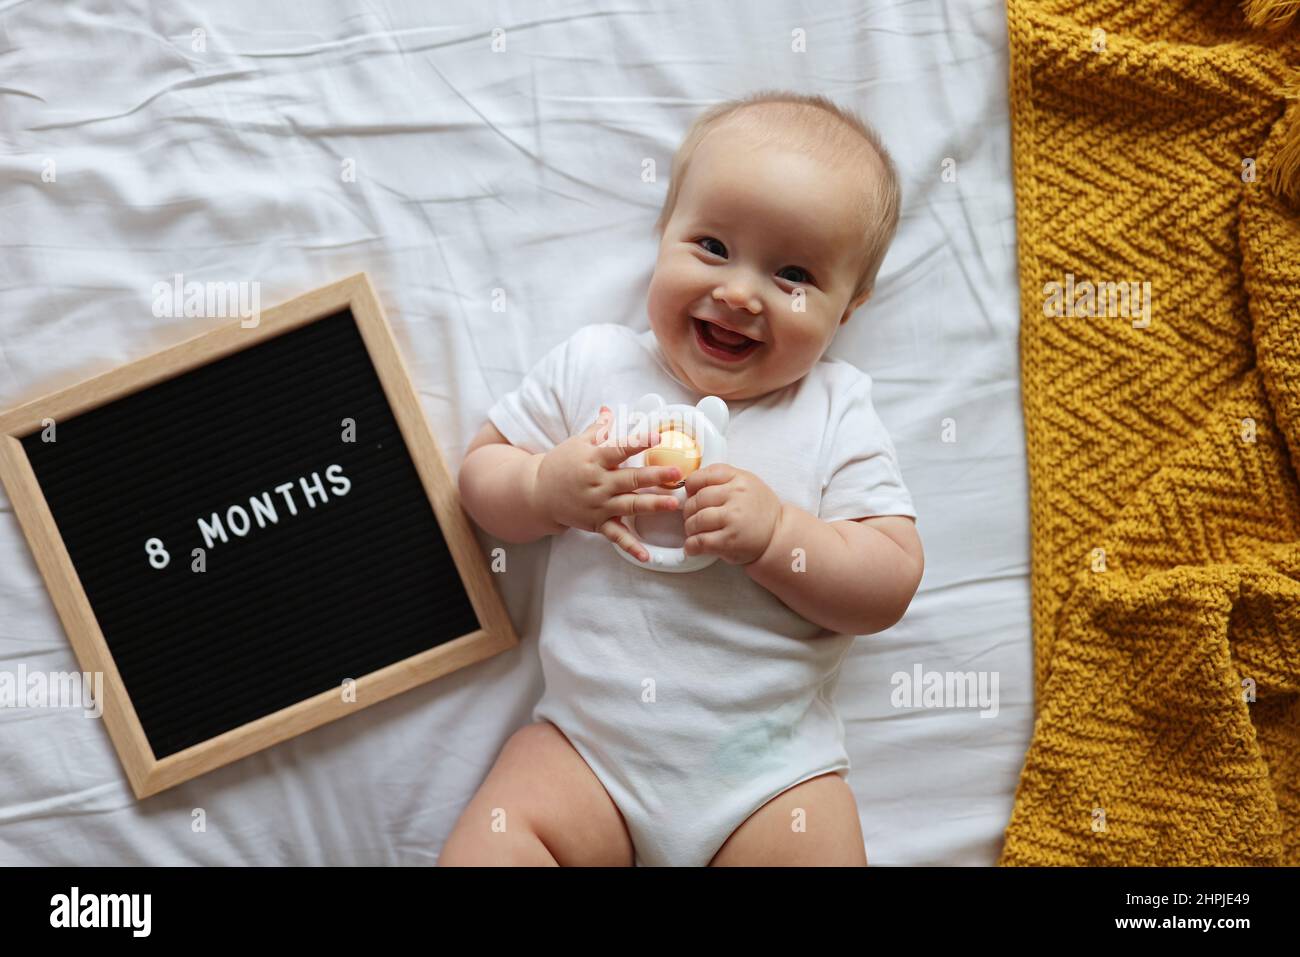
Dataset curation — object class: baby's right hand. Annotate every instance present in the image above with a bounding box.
[534,406,682,561]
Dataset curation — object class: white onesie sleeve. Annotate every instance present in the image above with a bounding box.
[486,332,580,454]
[818,372,917,522]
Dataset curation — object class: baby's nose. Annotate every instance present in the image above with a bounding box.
[713,283,762,314]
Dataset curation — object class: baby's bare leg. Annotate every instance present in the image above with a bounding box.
[438,720,635,866]
[709,772,868,866]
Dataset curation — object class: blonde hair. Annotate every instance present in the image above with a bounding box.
[654,91,901,305]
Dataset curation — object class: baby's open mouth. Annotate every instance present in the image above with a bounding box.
[693,317,761,359]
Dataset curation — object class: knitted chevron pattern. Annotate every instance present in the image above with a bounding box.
[1001,0,1300,865]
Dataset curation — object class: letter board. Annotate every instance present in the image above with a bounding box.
[0,274,517,798]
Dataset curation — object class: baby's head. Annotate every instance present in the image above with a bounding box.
[647,91,901,402]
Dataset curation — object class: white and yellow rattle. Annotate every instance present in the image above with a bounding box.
[613,393,729,573]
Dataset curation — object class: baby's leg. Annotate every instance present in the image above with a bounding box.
[438,720,635,866]
[709,772,868,866]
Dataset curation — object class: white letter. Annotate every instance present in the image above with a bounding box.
[890,671,911,708]
[50,893,70,928]
[198,513,227,549]
[152,282,171,318]
[326,463,351,497]
[241,281,260,328]
[184,280,205,317]
[249,492,279,528]
[299,472,328,508]
[275,482,299,516]
[225,504,251,536]
[134,894,151,938]
[84,671,103,719]
[207,281,231,318]
[1042,281,1062,317]
[980,671,1000,719]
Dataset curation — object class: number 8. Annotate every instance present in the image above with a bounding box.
[145,537,170,569]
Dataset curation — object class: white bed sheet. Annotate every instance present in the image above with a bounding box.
[0,0,1030,865]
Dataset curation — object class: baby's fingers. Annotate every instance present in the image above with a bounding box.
[608,491,680,517]
[616,465,682,493]
[599,517,650,563]
[595,424,663,466]
[584,406,615,445]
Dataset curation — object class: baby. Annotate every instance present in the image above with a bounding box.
[441,91,923,867]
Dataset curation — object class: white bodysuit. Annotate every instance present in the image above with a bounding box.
[487,323,916,866]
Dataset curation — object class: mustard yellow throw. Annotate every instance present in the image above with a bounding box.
[1002,0,1300,864]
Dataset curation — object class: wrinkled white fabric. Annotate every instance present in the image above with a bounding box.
[0,0,1029,866]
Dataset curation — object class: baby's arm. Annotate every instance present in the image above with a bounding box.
[459,415,682,553]
[458,421,564,543]
[743,506,923,637]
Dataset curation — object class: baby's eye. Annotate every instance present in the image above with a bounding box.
[696,237,727,258]
[777,266,813,285]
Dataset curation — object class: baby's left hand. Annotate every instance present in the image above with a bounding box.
[682,464,783,566]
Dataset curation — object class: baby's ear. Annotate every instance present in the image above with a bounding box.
[842,289,872,323]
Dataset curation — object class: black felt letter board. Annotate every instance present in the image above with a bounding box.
[21,308,480,759]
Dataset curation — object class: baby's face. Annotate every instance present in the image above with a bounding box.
[647,125,874,402]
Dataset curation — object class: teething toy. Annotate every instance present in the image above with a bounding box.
[612,393,729,573]
[646,429,702,488]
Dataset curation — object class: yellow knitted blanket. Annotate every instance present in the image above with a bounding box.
[1002,0,1300,864]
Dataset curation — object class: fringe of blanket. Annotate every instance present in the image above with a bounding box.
[1242,3,1300,203]
[1243,0,1300,31]
[1270,72,1300,205]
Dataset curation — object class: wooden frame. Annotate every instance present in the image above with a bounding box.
[0,273,517,798]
